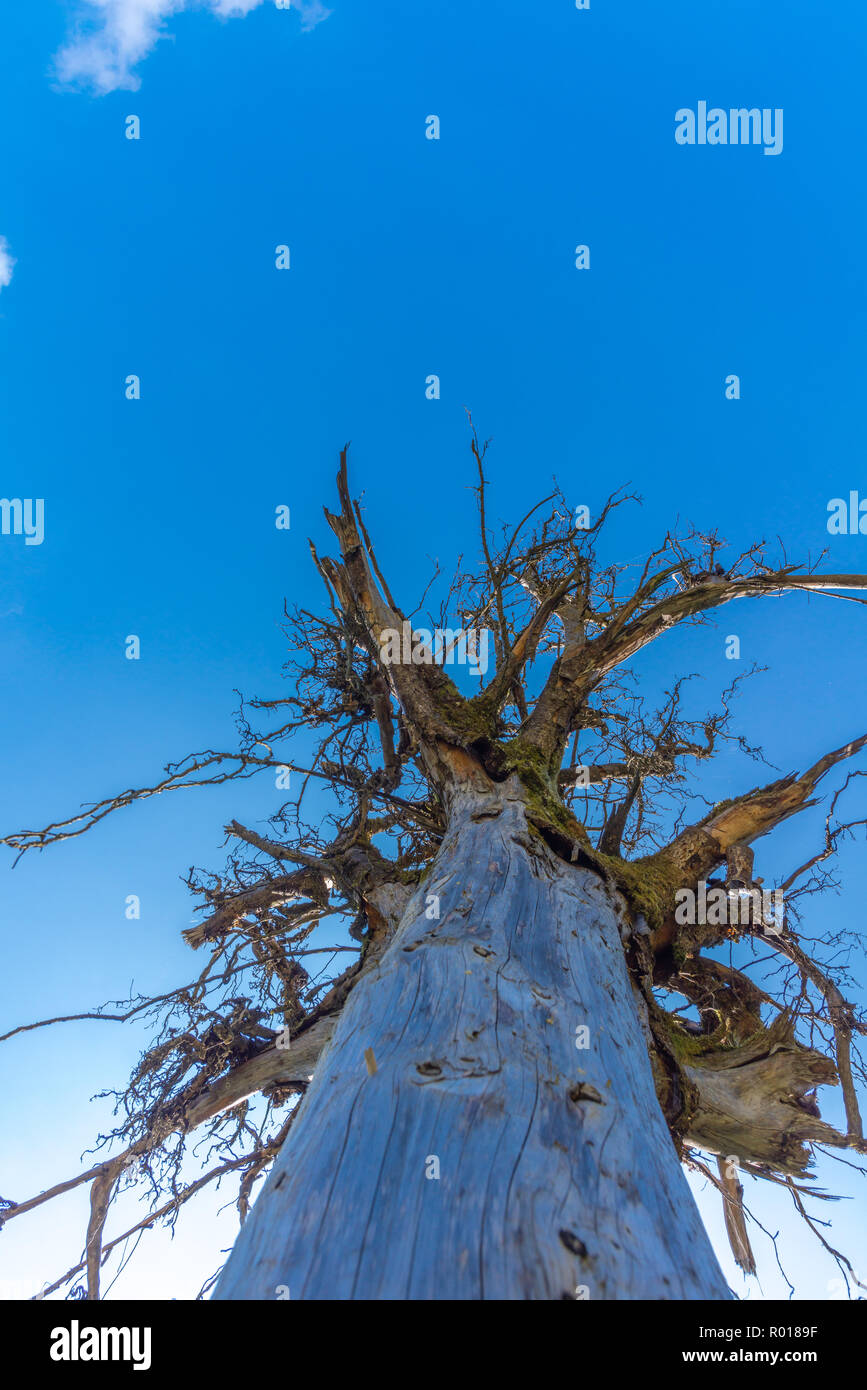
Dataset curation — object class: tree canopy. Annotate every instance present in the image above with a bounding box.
[4,428,867,1299]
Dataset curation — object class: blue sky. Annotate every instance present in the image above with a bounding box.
[1,0,866,1300]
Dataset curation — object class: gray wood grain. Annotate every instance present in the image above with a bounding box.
[215,783,731,1300]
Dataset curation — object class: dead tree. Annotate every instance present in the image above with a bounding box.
[3,427,867,1300]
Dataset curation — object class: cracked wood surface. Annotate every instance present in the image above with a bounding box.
[215,781,730,1300]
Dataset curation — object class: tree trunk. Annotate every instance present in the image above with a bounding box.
[215,780,731,1300]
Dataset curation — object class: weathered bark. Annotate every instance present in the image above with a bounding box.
[184,1016,337,1125]
[215,779,730,1300]
[683,1017,841,1174]
[715,1157,756,1276]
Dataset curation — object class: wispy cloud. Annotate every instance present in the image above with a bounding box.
[295,0,331,30]
[55,0,332,94]
[0,237,15,292]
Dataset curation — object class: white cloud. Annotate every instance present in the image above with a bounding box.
[295,0,331,30]
[55,0,331,94]
[0,237,15,292]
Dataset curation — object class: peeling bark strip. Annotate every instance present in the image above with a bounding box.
[216,785,730,1301]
